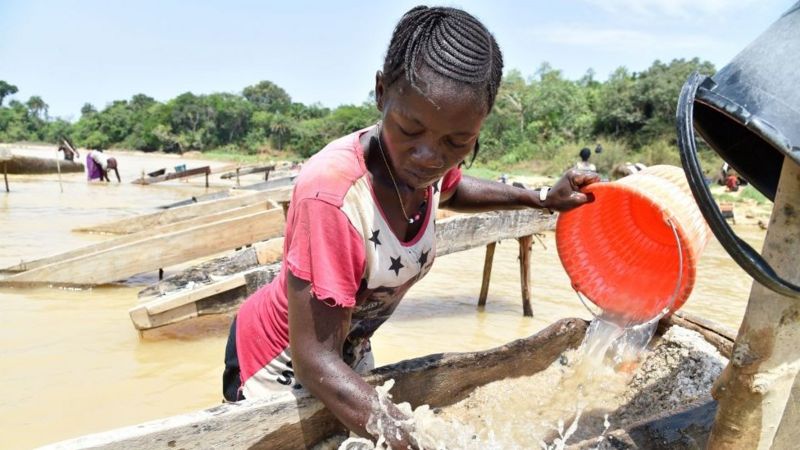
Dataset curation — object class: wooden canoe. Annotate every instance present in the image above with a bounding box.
[129,208,558,331]
[2,154,85,174]
[41,312,734,449]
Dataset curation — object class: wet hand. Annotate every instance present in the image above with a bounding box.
[543,170,600,212]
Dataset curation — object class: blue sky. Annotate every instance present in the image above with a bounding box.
[0,0,793,120]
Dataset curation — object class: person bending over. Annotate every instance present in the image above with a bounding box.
[223,6,599,448]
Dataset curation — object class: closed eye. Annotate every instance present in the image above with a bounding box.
[398,124,424,137]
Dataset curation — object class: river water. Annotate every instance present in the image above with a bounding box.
[0,146,765,449]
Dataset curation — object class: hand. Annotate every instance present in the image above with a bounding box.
[544,169,600,212]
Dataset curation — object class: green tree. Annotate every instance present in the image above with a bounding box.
[0,81,19,106]
[243,80,292,113]
[26,96,48,120]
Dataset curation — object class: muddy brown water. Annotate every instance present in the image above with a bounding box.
[0,146,765,449]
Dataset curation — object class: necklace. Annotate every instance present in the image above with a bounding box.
[375,127,426,224]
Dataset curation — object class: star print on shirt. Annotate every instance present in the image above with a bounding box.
[368,229,381,249]
[388,256,404,276]
[418,249,429,267]
[433,182,440,194]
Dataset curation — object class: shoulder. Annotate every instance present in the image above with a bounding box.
[292,129,370,207]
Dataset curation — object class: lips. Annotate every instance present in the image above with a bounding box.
[405,168,442,187]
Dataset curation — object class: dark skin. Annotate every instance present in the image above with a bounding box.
[288,69,600,448]
[102,157,121,183]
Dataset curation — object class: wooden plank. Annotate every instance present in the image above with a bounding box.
[131,209,555,331]
[74,185,292,234]
[1,208,285,286]
[131,166,210,185]
[220,165,275,179]
[4,202,274,273]
[42,318,587,450]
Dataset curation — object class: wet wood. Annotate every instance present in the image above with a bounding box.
[42,318,588,450]
[518,235,534,317]
[132,209,556,331]
[708,160,800,449]
[3,202,277,273]
[129,239,284,330]
[220,164,274,180]
[0,208,285,286]
[74,185,292,234]
[131,166,210,185]
[478,242,496,307]
[659,311,737,358]
[1,154,84,174]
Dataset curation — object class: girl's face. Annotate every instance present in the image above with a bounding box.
[376,70,487,189]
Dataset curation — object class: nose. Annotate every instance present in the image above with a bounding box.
[412,143,445,170]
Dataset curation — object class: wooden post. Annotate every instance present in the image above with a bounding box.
[205,172,209,188]
[236,168,240,187]
[518,235,533,317]
[3,161,8,193]
[708,159,800,449]
[478,242,497,308]
[55,150,63,193]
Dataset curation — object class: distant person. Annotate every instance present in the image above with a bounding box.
[594,143,603,154]
[86,149,120,182]
[498,173,509,184]
[574,147,597,172]
[58,139,79,161]
[725,170,741,192]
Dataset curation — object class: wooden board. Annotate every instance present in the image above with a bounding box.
[4,202,276,273]
[0,208,285,286]
[131,166,210,185]
[220,165,275,179]
[41,318,587,450]
[73,185,293,235]
[129,239,284,330]
[130,209,556,330]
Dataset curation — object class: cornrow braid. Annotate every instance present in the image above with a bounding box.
[383,5,504,111]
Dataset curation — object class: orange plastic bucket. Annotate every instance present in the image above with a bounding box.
[556,165,710,323]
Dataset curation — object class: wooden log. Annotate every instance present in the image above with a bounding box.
[658,310,736,358]
[1,154,85,174]
[708,160,800,449]
[41,318,587,450]
[131,209,556,330]
[74,185,292,234]
[1,208,285,286]
[518,235,534,317]
[477,242,496,308]
[3,202,276,273]
[131,166,210,185]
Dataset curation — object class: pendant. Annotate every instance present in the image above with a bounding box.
[408,217,415,224]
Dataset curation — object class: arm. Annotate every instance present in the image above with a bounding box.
[287,271,416,448]
[440,169,600,213]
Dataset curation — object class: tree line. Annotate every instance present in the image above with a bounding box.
[0,58,716,175]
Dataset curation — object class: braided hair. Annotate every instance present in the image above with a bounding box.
[382,6,503,165]
[383,5,504,112]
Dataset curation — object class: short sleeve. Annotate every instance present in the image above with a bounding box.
[441,166,462,195]
[284,198,365,308]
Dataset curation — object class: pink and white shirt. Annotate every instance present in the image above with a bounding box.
[236,126,461,398]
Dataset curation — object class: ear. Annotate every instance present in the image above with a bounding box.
[375,71,385,112]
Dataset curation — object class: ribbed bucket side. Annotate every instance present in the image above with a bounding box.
[556,165,709,322]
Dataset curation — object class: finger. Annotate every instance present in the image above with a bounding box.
[570,171,601,187]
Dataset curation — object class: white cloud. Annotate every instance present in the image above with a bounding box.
[581,0,760,19]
